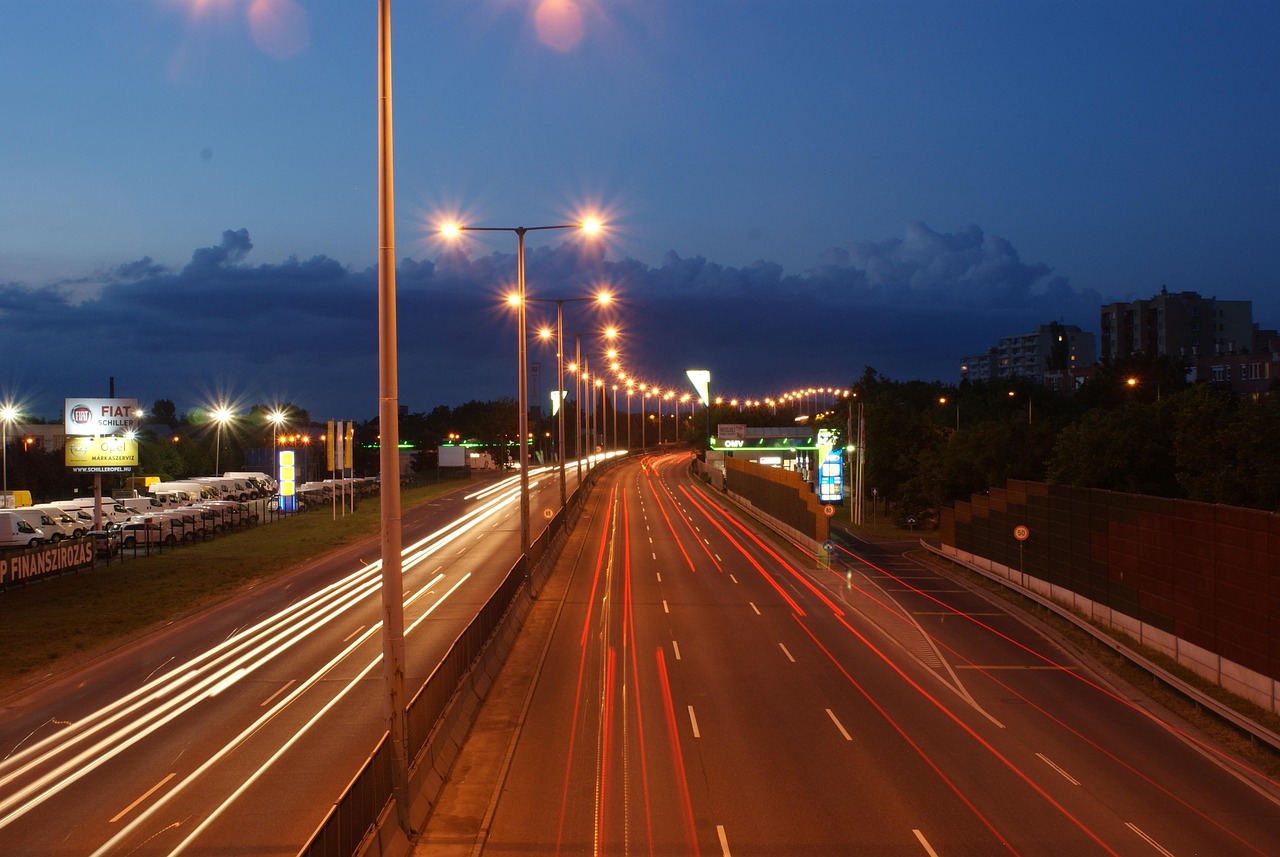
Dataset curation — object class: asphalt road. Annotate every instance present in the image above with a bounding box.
[464,452,1280,856]
[0,459,604,857]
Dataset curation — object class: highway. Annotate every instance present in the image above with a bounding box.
[478,452,1280,856]
[0,460,604,857]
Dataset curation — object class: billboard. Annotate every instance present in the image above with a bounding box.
[65,435,140,472]
[64,398,139,436]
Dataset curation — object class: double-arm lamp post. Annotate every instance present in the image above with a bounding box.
[441,220,601,560]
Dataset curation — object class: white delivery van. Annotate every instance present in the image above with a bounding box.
[10,508,71,541]
[30,505,87,538]
[0,511,45,549]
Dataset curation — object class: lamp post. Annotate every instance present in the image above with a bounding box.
[641,387,648,448]
[531,292,610,508]
[211,405,233,475]
[626,385,634,449]
[656,389,664,445]
[375,2,409,830]
[611,384,619,451]
[0,403,18,506]
[442,219,600,559]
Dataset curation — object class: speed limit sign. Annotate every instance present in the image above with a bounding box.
[1013,525,1030,541]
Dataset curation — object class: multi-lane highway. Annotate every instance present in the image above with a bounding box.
[477,452,1280,856]
[0,461,598,857]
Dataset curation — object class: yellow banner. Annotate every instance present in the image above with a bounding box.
[65,435,139,469]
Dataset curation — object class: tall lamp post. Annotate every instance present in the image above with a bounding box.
[0,403,19,505]
[375,2,410,831]
[211,405,233,475]
[442,219,601,559]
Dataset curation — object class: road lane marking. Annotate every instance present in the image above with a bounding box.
[342,625,366,643]
[656,572,662,582]
[779,643,795,663]
[717,824,732,856]
[955,664,1078,670]
[749,602,761,615]
[672,641,681,661]
[1126,823,1176,856]
[260,680,297,708]
[688,705,701,738]
[728,574,738,583]
[1037,753,1080,785]
[912,829,940,856]
[110,773,175,823]
[826,708,852,741]
[663,600,669,613]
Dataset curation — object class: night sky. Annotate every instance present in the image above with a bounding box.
[2,1,1276,421]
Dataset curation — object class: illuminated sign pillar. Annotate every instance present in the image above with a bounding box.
[278,449,297,512]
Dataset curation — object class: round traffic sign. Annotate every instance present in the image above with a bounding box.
[823,540,836,554]
[823,504,835,517]
[543,508,554,520]
[1013,524,1030,542]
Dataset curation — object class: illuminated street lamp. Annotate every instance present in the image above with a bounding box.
[267,407,288,489]
[442,218,602,559]
[1,402,19,505]
[211,405,234,475]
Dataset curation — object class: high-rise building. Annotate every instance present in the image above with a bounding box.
[1099,286,1255,361]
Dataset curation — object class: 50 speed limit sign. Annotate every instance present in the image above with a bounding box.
[1013,525,1030,541]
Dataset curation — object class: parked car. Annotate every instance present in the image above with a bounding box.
[119,520,173,548]
[89,524,122,557]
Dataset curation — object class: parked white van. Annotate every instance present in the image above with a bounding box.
[10,508,72,542]
[0,511,45,549]
[31,505,88,538]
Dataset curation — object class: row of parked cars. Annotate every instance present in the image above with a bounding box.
[0,472,279,554]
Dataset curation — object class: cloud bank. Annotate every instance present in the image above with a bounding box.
[0,223,1103,420]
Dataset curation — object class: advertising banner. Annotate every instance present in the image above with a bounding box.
[64,398,139,436]
[65,435,140,471]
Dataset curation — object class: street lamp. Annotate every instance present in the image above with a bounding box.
[267,407,288,490]
[211,405,234,475]
[441,218,602,559]
[0,403,19,506]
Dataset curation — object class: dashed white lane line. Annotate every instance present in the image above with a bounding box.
[749,602,761,615]
[111,773,175,824]
[672,640,682,661]
[716,824,732,856]
[729,574,738,584]
[688,705,701,738]
[779,643,795,663]
[912,829,940,856]
[1126,823,1176,857]
[826,708,852,741]
[663,600,669,613]
[1037,752,1080,785]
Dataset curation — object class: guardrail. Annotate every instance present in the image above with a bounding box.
[297,453,627,857]
[920,540,1280,753]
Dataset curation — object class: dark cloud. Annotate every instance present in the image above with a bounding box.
[0,224,1102,420]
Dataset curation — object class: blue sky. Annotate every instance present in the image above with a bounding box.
[2,1,1277,421]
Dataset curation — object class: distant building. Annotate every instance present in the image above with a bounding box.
[960,323,1096,384]
[1100,286,1279,394]
[1099,286,1255,362]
